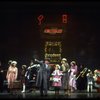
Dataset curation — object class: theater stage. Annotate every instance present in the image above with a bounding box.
[0,90,100,99]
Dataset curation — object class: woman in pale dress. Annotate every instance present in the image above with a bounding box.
[69,61,77,93]
[6,61,18,92]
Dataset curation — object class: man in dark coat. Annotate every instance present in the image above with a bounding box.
[35,58,50,96]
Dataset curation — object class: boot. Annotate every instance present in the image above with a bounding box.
[21,84,25,93]
[90,85,93,92]
[87,85,89,92]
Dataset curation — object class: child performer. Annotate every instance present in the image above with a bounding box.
[21,65,27,93]
[86,69,94,92]
[51,64,63,95]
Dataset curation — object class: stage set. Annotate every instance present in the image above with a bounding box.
[0,1,100,99]
[1,73,100,99]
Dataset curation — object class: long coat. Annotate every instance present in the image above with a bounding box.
[61,63,70,90]
[36,60,50,90]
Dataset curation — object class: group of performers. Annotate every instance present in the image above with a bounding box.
[0,58,100,96]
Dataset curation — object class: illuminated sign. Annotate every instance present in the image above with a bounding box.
[45,41,62,63]
[40,24,66,39]
[37,14,68,25]
[37,15,44,25]
[62,14,67,23]
[44,28,63,34]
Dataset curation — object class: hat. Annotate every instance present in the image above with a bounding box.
[22,65,27,68]
[94,70,98,73]
[71,61,76,65]
[56,64,60,69]
[11,61,17,65]
[94,70,100,73]
[61,58,67,61]
[8,60,13,64]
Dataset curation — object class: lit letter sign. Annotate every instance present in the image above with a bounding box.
[62,14,67,23]
[44,28,63,34]
[37,15,44,25]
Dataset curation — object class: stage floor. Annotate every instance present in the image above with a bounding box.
[0,90,100,99]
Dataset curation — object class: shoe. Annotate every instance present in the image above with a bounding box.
[21,90,25,93]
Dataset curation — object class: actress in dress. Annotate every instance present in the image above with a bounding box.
[6,61,18,93]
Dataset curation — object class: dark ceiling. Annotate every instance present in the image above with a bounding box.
[0,1,100,68]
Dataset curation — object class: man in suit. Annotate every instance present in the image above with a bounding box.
[35,58,50,96]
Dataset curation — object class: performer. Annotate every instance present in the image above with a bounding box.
[0,61,4,92]
[86,69,94,92]
[25,60,40,92]
[60,58,70,95]
[25,60,34,81]
[21,65,27,93]
[51,64,63,95]
[93,69,100,92]
[76,65,87,91]
[6,61,18,93]
[35,58,50,96]
[24,60,34,92]
[69,61,78,92]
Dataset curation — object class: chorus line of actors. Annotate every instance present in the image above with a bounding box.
[0,58,100,96]
[34,58,78,96]
[0,58,78,96]
[20,59,100,95]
